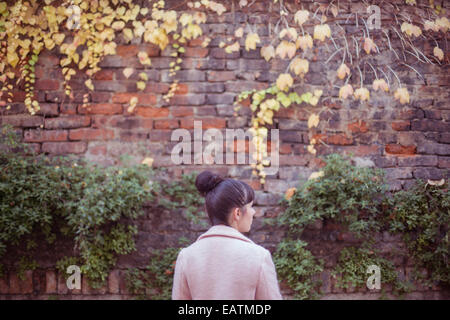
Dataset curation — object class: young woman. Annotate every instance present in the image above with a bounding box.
[172,170,282,300]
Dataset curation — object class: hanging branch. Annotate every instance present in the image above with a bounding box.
[387,65,402,88]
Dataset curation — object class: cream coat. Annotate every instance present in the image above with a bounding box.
[172,224,282,300]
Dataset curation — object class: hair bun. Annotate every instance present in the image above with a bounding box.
[195,171,224,196]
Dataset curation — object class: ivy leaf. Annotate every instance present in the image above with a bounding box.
[290,58,309,77]
[234,27,244,38]
[225,41,240,54]
[394,87,410,104]
[289,92,302,104]
[277,92,292,108]
[276,40,296,59]
[401,22,422,37]
[245,32,260,51]
[296,34,313,51]
[433,46,444,61]
[337,63,350,80]
[208,1,227,16]
[138,51,151,66]
[372,79,389,92]
[339,84,354,99]
[261,45,275,62]
[307,113,320,128]
[279,27,298,41]
[354,87,370,101]
[363,37,376,54]
[137,81,146,91]
[276,73,294,92]
[313,24,331,42]
[123,68,135,79]
[294,10,309,26]
[85,79,94,91]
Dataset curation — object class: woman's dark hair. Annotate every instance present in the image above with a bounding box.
[195,171,255,226]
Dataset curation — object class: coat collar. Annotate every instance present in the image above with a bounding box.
[196,224,254,244]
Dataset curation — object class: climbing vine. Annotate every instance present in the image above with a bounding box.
[0,124,206,289]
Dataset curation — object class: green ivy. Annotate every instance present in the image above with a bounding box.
[273,239,324,300]
[383,179,449,287]
[332,245,413,297]
[0,124,205,289]
[278,153,388,240]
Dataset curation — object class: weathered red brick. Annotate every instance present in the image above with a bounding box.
[35,79,60,91]
[1,115,43,127]
[207,71,236,82]
[45,271,57,294]
[69,128,115,141]
[170,106,194,117]
[45,116,91,129]
[112,93,157,105]
[106,116,153,130]
[108,270,120,294]
[136,107,169,118]
[154,119,179,129]
[180,118,226,129]
[78,103,123,115]
[183,47,209,58]
[9,271,33,294]
[347,120,369,133]
[392,121,411,131]
[42,142,87,154]
[326,134,354,145]
[93,70,115,81]
[24,129,68,142]
[0,274,9,294]
[385,144,417,156]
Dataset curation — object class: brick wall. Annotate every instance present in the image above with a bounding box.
[0,0,449,299]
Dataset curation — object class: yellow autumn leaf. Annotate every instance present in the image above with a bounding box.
[149,28,170,50]
[290,58,309,77]
[296,34,313,51]
[434,46,444,61]
[180,13,193,26]
[363,37,376,54]
[424,20,439,32]
[234,27,244,38]
[354,87,370,101]
[128,96,138,113]
[279,27,298,41]
[401,22,422,37]
[182,23,202,40]
[313,24,331,42]
[141,157,154,167]
[337,63,350,80]
[193,12,207,24]
[285,187,297,200]
[137,81,146,91]
[52,33,65,46]
[245,32,260,51]
[225,41,240,54]
[308,113,320,128]
[123,67,134,79]
[435,17,449,33]
[339,84,354,99]
[103,42,117,55]
[139,72,148,81]
[307,144,317,155]
[208,1,226,16]
[201,37,211,47]
[260,45,275,62]
[275,40,296,59]
[112,21,125,31]
[85,79,94,91]
[276,73,293,92]
[372,79,389,92]
[138,51,152,66]
[294,10,309,26]
[394,87,410,104]
[308,170,324,180]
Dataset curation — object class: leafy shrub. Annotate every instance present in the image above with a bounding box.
[273,239,324,299]
[278,153,388,240]
[332,245,413,296]
[383,179,449,287]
